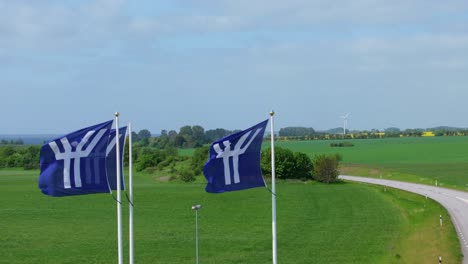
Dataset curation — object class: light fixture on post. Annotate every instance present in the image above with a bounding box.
[191,204,202,264]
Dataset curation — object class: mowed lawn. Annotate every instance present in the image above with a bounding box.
[277,137,468,190]
[0,169,461,263]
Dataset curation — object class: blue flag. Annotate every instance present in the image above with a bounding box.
[39,120,113,197]
[106,126,127,191]
[203,119,268,193]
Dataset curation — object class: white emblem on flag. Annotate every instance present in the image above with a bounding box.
[48,129,108,189]
[213,128,262,185]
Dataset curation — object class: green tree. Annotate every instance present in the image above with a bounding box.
[131,131,140,142]
[5,153,22,168]
[179,126,193,137]
[293,152,313,180]
[22,146,40,170]
[0,147,16,168]
[134,146,179,172]
[205,128,232,143]
[153,134,170,149]
[191,125,205,147]
[261,147,296,180]
[135,154,157,172]
[135,147,164,171]
[138,129,152,145]
[191,145,209,175]
[1,146,15,157]
[179,126,194,147]
[174,135,186,147]
[312,153,341,183]
[166,130,178,146]
[279,127,315,137]
[385,127,401,137]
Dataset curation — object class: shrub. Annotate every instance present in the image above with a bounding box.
[157,156,175,170]
[5,153,23,168]
[191,145,210,175]
[293,152,313,180]
[179,167,196,182]
[261,147,313,180]
[22,146,40,170]
[144,167,157,174]
[330,142,354,147]
[135,147,180,172]
[313,153,341,183]
[136,154,158,172]
[261,147,295,179]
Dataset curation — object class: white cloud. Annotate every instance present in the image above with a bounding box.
[173,0,468,29]
[83,0,125,19]
[127,18,169,34]
[0,2,72,39]
[1,0,467,52]
[1,1,467,74]
[182,15,245,32]
[0,0,130,51]
[348,33,468,71]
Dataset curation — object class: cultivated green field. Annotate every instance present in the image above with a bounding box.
[0,169,461,263]
[277,137,468,190]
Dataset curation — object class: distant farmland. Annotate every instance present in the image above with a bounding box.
[276,136,468,190]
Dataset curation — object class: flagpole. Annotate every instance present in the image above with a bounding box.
[115,112,123,264]
[129,123,134,264]
[269,110,277,264]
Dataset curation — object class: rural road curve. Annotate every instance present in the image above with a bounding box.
[340,175,468,264]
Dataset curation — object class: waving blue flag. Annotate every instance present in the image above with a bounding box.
[106,126,127,191]
[39,120,113,197]
[203,119,268,193]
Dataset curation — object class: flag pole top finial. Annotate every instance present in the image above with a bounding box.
[269,110,275,116]
[115,112,119,117]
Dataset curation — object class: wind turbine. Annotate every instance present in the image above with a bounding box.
[340,113,350,136]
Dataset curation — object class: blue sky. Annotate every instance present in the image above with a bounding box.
[1,0,468,134]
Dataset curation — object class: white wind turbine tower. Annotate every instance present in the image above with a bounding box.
[340,113,350,136]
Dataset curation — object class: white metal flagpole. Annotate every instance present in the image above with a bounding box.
[129,123,134,264]
[115,112,123,264]
[269,110,277,264]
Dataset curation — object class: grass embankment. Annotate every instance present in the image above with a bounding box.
[0,169,461,263]
[277,137,468,190]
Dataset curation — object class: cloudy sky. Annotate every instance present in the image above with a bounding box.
[1,0,468,134]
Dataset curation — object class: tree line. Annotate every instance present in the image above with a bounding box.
[0,139,24,145]
[135,142,341,184]
[1,125,342,184]
[279,126,468,139]
[0,143,341,185]
[128,127,341,183]
[132,126,240,149]
[0,146,40,169]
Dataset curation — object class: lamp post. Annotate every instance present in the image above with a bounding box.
[192,205,202,264]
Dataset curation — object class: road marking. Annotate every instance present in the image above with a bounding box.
[456,197,468,204]
[452,217,468,250]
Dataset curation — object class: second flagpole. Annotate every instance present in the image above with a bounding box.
[129,123,134,264]
[115,112,123,264]
[270,111,277,264]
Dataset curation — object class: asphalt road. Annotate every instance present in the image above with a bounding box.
[340,175,468,264]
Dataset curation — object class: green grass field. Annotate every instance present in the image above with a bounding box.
[0,169,461,263]
[276,137,468,190]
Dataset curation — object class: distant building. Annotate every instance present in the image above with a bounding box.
[422,131,435,137]
[374,132,385,137]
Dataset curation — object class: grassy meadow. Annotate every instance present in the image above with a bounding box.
[0,169,461,263]
[276,136,468,190]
